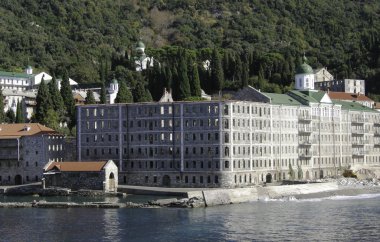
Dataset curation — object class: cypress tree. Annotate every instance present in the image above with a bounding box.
[177,56,191,100]
[165,65,173,90]
[190,62,202,97]
[36,78,52,125]
[15,101,25,123]
[85,90,96,104]
[211,48,224,92]
[5,109,15,123]
[0,89,5,123]
[134,82,151,102]
[60,71,75,128]
[48,76,65,118]
[115,81,133,103]
[100,83,107,104]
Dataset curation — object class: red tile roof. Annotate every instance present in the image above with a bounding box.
[327,92,373,102]
[46,161,107,172]
[0,123,58,139]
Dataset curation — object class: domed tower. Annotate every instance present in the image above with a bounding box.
[25,65,33,75]
[136,40,146,56]
[295,56,315,90]
[108,79,119,104]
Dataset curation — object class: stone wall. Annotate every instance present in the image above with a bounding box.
[45,172,104,190]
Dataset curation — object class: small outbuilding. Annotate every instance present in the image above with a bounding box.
[43,160,118,192]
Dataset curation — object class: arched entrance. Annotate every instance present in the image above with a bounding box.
[305,171,310,180]
[265,173,272,183]
[108,172,116,192]
[162,175,171,187]
[15,175,22,185]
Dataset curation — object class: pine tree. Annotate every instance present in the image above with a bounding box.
[100,83,107,104]
[189,62,202,97]
[115,80,133,103]
[0,89,5,123]
[211,48,224,92]
[60,71,75,128]
[15,101,25,123]
[48,76,65,118]
[85,90,96,104]
[36,78,52,125]
[45,109,60,130]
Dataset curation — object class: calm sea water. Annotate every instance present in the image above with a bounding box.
[0,194,380,241]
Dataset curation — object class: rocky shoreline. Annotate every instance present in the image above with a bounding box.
[1,178,379,209]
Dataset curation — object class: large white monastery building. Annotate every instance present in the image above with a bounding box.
[74,58,380,188]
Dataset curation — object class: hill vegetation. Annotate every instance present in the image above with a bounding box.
[0,0,379,97]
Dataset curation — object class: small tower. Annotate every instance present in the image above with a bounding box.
[25,65,33,75]
[136,40,146,56]
[295,56,315,90]
[108,79,119,104]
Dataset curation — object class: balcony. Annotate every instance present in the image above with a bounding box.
[298,127,312,134]
[298,115,312,122]
[352,140,367,146]
[351,117,368,124]
[299,140,312,146]
[299,153,312,159]
[352,151,366,157]
[351,129,367,135]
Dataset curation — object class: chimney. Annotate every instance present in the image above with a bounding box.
[24,125,31,131]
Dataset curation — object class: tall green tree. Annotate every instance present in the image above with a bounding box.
[5,109,15,123]
[85,90,96,104]
[134,82,152,102]
[211,48,224,92]
[189,61,202,97]
[0,90,5,123]
[48,76,65,118]
[45,109,60,130]
[60,71,75,128]
[115,80,133,103]
[15,101,25,123]
[35,78,52,125]
[100,83,107,104]
[177,53,191,100]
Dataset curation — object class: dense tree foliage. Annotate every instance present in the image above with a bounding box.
[60,72,75,128]
[115,81,133,103]
[48,76,65,119]
[0,0,379,96]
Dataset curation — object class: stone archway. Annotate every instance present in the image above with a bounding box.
[15,175,22,185]
[162,175,171,187]
[265,173,272,183]
[108,172,116,192]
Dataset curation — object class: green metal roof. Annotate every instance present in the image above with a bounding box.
[262,92,303,106]
[0,70,32,79]
[137,40,145,48]
[111,78,118,84]
[333,100,377,112]
[289,90,326,104]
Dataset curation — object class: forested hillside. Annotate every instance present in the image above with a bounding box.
[0,0,379,96]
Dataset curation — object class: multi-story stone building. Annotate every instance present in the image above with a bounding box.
[0,123,65,185]
[76,58,380,188]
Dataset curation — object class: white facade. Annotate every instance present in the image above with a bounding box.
[295,73,315,90]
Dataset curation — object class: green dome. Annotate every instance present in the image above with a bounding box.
[137,41,145,49]
[111,79,118,84]
[296,56,313,74]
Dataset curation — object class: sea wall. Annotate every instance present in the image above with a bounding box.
[195,182,339,206]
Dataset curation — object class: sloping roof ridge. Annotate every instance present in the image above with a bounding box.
[287,90,310,105]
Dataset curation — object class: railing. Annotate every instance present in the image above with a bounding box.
[298,115,312,121]
[352,151,366,156]
[351,117,368,123]
[352,140,367,146]
[351,129,367,134]
[299,153,312,159]
[298,127,312,133]
[299,140,312,146]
